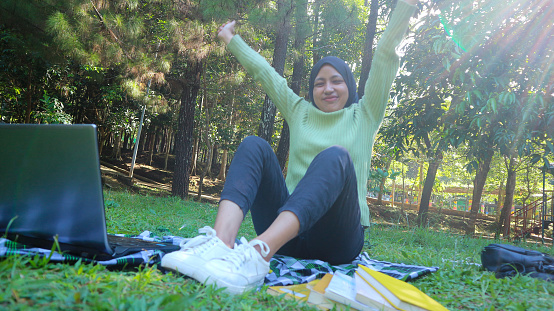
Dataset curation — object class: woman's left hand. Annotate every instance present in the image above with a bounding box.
[218,20,236,45]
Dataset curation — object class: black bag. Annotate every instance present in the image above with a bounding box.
[481,243,554,281]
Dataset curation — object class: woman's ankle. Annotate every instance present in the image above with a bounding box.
[214,200,244,248]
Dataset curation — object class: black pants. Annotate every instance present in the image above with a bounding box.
[220,136,364,265]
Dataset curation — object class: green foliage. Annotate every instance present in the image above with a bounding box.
[4,255,314,310]
[46,11,89,63]
[385,0,554,160]
[379,0,554,227]
[368,168,400,193]
[102,191,259,240]
[3,190,554,310]
[35,91,73,124]
[370,224,554,310]
[1,0,553,223]
[311,0,367,73]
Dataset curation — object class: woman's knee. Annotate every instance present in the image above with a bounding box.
[318,145,352,163]
[239,135,272,152]
[312,146,356,181]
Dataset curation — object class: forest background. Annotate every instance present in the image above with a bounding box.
[1,0,553,238]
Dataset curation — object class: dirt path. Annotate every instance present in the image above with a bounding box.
[100,161,220,203]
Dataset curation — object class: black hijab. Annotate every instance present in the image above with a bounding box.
[308,56,359,109]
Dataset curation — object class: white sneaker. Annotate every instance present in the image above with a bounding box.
[161,226,232,283]
[203,237,270,295]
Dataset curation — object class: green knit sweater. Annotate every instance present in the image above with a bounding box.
[227,1,416,226]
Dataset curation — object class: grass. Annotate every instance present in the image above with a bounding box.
[2,190,554,310]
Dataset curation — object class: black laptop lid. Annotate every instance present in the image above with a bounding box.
[0,124,113,257]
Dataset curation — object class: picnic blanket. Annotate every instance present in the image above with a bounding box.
[266,253,438,286]
[0,231,439,285]
[0,231,175,267]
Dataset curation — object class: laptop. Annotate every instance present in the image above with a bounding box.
[0,124,180,261]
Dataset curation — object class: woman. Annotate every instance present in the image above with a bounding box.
[162,0,418,294]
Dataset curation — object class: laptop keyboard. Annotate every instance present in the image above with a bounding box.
[107,235,169,248]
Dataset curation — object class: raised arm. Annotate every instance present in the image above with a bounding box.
[359,0,417,121]
[216,20,303,121]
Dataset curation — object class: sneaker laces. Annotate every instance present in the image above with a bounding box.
[222,237,270,270]
[178,226,217,251]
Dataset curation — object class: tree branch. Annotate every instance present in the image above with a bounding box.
[89,0,132,60]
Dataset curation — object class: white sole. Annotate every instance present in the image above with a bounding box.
[204,275,265,295]
[161,254,209,282]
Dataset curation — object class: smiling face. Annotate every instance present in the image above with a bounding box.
[312,64,350,113]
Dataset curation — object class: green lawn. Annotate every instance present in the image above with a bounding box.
[2,190,554,310]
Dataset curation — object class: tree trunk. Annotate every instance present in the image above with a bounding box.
[198,144,214,201]
[158,128,165,154]
[139,129,147,153]
[155,129,162,154]
[401,164,405,212]
[376,176,386,205]
[417,153,443,226]
[203,96,213,178]
[357,0,379,97]
[217,91,237,181]
[466,149,493,235]
[391,163,396,208]
[122,131,129,150]
[198,92,213,199]
[111,130,122,160]
[210,144,218,176]
[276,0,308,170]
[496,179,504,220]
[217,149,228,180]
[499,157,517,237]
[198,145,213,199]
[276,122,290,171]
[417,161,424,205]
[172,59,203,199]
[148,128,155,166]
[163,129,172,171]
[164,146,170,171]
[521,162,535,207]
[376,159,392,205]
[258,99,277,143]
[257,0,292,143]
[25,65,34,124]
[115,132,122,160]
[312,0,322,65]
[98,127,106,156]
[191,135,199,175]
[166,128,173,153]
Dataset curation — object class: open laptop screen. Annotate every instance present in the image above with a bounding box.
[0,124,113,257]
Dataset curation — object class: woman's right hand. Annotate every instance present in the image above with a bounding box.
[218,20,236,45]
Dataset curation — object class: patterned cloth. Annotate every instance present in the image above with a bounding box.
[1,232,439,285]
[0,231,178,268]
[265,253,439,286]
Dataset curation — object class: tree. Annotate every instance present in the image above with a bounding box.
[357,0,380,97]
[384,0,554,229]
[275,0,309,170]
[0,13,62,124]
[466,144,494,235]
[257,0,293,143]
[381,0,458,226]
[172,58,203,198]
[445,0,554,236]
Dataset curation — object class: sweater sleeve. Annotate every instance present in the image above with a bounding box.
[359,0,416,122]
[226,35,304,122]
